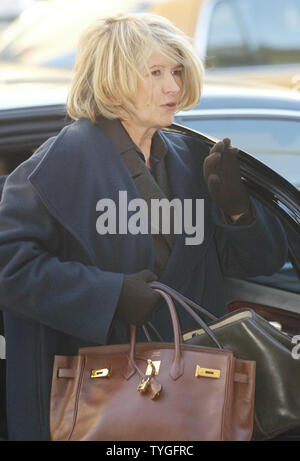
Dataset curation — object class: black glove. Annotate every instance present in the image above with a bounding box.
[203,138,251,217]
[116,270,161,326]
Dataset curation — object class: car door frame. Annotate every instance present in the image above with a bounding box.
[168,123,300,334]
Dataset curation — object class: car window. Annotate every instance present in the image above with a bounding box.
[206,0,300,68]
[179,117,300,189]
[206,0,250,67]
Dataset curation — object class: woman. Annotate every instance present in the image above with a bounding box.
[0,13,287,440]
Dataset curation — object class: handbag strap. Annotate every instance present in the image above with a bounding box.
[150,281,218,321]
[130,288,183,380]
[142,322,164,342]
[149,282,223,349]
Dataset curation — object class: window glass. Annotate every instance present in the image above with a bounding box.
[206,0,250,67]
[181,117,300,189]
[181,114,300,293]
[206,0,300,67]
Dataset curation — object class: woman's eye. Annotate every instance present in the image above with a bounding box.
[172,69,183,77]
[151,70,161,77]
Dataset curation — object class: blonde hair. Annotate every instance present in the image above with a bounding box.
[67,13,204,123]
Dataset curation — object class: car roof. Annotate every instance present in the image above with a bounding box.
[196,81,300,112]
[0,81,69,110]
[1,76,300,113]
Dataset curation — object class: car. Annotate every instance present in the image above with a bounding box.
[0,0,152,69]
[175,79,300,189]
[0,0,36,32]
[0,81,299,440]
[149,0,300,91]
[1,0,300,94]
[2,77,299,187]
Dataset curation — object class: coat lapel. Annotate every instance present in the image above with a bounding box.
[121,149,174,250]
[158,131,215,292]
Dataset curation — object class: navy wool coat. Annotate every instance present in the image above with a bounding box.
[0,118,287,440]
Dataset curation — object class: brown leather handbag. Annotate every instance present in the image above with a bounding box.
[149,282,300,441]
[50,284,256,441]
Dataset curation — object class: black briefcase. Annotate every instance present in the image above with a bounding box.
[149,282,300,441]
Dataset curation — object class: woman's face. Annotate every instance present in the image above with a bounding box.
[124,49,183,133]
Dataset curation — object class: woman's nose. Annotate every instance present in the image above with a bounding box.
[163,72,181,93]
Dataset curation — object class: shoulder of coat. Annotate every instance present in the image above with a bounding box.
[160,124,212,161]
[28,118,107,178]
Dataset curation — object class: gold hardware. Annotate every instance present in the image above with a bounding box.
[137,360,162,395]
[137,377,150,393]
[90,367,112,378]
[146,360,161,376]
[195,365,220,379]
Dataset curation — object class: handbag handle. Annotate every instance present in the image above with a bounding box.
[129,285,223,383]
[150,281,218,321]
[130,288,183,380]
[149,282,223,349]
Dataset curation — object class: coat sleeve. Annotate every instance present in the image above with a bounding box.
[0,161,124,344]
[212,197,288,278]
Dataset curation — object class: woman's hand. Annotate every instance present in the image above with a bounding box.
[203,138,251,218]
[116,270,161,325]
